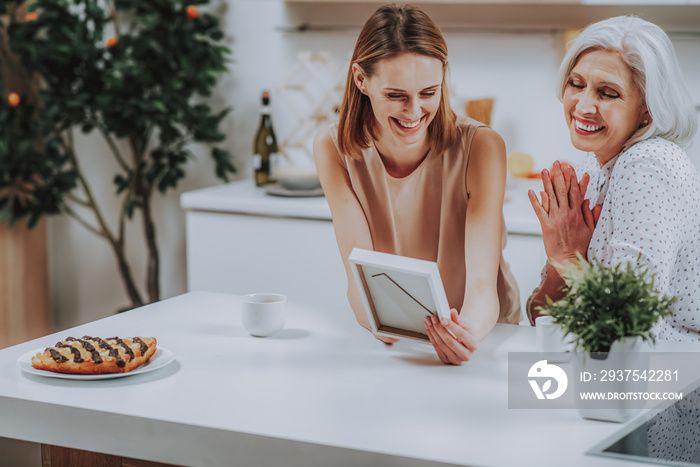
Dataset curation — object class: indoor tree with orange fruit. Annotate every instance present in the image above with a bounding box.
[0,0,235,309]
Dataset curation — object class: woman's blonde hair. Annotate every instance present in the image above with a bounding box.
[337,4,457,160]
[557,16,697,149]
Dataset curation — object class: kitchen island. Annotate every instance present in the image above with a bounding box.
[0,291,686,467]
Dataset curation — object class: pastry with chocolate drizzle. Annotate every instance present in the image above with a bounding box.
[31,336,157,374]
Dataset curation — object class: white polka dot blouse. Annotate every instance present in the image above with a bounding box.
[578,137,700,342]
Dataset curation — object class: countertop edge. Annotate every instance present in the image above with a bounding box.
[1,398,463,467]
[181,180,542,235]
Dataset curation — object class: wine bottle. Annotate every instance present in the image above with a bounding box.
[252,91,279,186]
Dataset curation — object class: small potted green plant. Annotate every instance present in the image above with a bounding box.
[538,253,676,422]
[540,253,676,355]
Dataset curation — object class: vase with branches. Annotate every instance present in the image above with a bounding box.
[0,0,235,309]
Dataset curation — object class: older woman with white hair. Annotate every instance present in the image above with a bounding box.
[527,15,700,341]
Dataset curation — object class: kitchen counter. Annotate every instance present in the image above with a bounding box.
[181,179,331,220]
[180,179,542,235]
[0,291,689,467]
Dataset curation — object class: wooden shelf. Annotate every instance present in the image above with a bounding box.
[282,1,700,33]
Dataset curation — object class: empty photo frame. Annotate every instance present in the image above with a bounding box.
[348,248,451,343]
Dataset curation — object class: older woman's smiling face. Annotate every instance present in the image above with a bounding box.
[563,49,649,166]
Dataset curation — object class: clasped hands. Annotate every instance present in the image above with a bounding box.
[527,161,602,271]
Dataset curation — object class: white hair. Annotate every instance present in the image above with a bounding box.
[556,16,697,149]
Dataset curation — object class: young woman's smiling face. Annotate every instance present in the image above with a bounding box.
[563,49,649,166]
[354,53,443,148]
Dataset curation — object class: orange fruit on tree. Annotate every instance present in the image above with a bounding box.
[8,92,20,107]
[106,36,118,48]
[186,5,198,19]
[24,12,39,21]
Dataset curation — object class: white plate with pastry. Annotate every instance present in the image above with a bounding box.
[17,346,174,380]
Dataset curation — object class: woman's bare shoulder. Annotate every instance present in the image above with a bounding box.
[470,126,506,159]
[313,126,340,163]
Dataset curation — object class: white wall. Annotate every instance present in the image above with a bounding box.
[48,0,700,329]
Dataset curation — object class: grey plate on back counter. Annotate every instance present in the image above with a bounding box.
[264,182,324,197]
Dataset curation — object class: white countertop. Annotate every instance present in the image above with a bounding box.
[0,292,683,467]
[181,179,332,220]
[181,179,542,235]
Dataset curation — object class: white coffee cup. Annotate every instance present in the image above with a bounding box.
[535,315,571,353]
[240,293,287,337]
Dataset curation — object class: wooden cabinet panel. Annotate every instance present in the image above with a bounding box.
[0,219,50,349]
[41,445,180,467]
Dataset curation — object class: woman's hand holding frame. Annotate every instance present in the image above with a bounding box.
[424,309,478,365]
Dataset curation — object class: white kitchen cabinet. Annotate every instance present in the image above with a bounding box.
[503,232,547,319]
[185,209,346,309]
[503,184,548,317]
[182,181,347,310]
[181,180,545,320]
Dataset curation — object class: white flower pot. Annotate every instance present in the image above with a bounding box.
[572,336,650,423]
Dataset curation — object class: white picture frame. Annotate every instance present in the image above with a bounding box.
[348,248,451,343]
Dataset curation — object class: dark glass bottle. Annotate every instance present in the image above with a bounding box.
[252,91,279,186]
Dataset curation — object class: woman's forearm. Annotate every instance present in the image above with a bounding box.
[526,265,567,323]
[461,288,499,342]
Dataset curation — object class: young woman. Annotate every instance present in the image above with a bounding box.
[527,16,700,341]
[314,4,520,364]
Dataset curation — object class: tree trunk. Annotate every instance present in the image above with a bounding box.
[131,135,159,304]
[140,185,160,303]
[112,239,144,309]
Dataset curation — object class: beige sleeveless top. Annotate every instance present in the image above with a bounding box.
[330,117,521,324]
